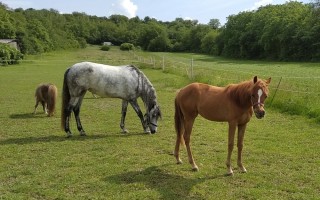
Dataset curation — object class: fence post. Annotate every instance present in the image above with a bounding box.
[190,57,194,80]
[270,76,282,106]
[162,56,165,71]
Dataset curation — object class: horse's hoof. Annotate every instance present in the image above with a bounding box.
[225,171,234,176]
[225,172,234,176]
[144,130,151,134]
[66,134,72,138]
[176,160,183,164]
[238,165,247,173]
[121,129,129,134]
[192,167,199,172]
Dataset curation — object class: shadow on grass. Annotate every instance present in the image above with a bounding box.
[107,165,226,199]
[0,132,146,145]
[9,112,46,119]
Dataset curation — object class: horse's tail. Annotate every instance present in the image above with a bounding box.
[61,68,71,130]
[47,84,58,116]
[174,96,185,145]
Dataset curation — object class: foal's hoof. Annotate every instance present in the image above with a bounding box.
[226,169,234,176]
[192,167,199,172]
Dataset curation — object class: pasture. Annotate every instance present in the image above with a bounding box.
[0,46,319,199]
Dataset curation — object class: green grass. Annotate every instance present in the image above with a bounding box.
[0,46,319,199]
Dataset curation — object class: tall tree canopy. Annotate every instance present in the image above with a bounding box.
[0,1,319,61]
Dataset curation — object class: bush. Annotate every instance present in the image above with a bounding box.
[120,43,134,51]
[0,43,23,65]
[100,45,110,51]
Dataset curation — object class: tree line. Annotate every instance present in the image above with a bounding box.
[0,1,319,62]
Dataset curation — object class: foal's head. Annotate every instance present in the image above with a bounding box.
[251,76,271,119]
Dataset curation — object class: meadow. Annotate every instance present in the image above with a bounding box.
[0,46,319,199]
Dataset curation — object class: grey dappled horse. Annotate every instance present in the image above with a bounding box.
[61,62,161,137]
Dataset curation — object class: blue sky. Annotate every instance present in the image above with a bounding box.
[1,0,311,25]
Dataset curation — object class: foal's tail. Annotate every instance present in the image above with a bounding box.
[174,97,185,145]
[61,68,71,130]
[47,84,58,116]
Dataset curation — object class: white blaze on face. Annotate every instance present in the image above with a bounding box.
[257,89,263,104]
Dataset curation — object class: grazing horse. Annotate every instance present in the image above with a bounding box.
[33,83,58,117]
[61,62,162,137]
[174,76,271,175]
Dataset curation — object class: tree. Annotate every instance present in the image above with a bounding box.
[208,19,221,29]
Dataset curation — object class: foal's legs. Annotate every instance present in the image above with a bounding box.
[129,99,150,133]
[184,118,199,171]
[237,123,247,173]
[120,100,129,133]
[226,122,237,175]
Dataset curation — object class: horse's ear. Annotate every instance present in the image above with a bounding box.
[266,77,271,84]
[253,76,258,83]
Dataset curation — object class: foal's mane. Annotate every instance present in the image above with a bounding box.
[225,80,254,107]
[128,65,158,110]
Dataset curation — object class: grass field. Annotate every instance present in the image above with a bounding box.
[0,46,319,199]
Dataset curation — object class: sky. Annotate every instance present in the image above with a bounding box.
[1,0,311,25]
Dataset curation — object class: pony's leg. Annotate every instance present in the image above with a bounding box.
[120,100,129,133]
[226,122,237,175]
[41,101,48,114]
[184,118,198,171]
[237,123,247,173]
[129,100,150,133]
[73,95,86,136]
[33,100,39,114]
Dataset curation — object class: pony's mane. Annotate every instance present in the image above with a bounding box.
[225,80,254,107]
[128,65,158,110]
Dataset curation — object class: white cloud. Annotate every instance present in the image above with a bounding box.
[110,0,137,18]
[251,0,273,10]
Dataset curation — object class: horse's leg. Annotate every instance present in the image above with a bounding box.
[64,96,81,137]
[129,99,150,133]
[226,122,237,175]
[237,123,247,173]
[73,95,86,136]
[184,118,198,171]
[120,100,129,133]
[64,104,74,137]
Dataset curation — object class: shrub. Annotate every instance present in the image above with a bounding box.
[120,43,134,51]
[100,45,110,51]
[0,43,23,65]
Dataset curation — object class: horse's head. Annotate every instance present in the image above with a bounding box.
[251,76,271,119]
[145,104,162,134]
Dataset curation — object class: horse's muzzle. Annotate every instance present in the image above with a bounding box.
[254,110,265,119]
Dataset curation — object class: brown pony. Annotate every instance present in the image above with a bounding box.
[33,83,58,117]
[174,76,271,175]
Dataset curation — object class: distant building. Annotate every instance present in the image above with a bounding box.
[0,39,20,51]
[102,42,113,46]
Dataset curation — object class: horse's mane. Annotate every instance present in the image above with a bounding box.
[225,80,254,107]
[128,65,158,110]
